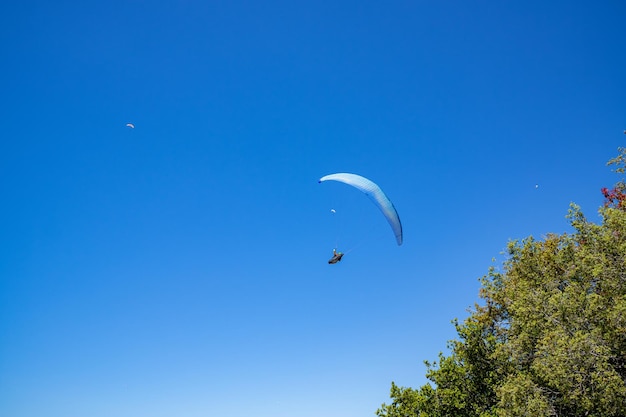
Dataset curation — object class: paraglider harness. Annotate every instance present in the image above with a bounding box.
[328,249,344,264]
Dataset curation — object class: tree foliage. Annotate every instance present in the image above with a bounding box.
[378,149,626,417]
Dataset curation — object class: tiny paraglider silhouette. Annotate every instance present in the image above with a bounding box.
[330,209,336,213]
[328,248,344,264]
[126,123,135,129]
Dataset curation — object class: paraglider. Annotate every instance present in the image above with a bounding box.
[126,123,135,129]
[328,249,344,264]
[319,173,403,246]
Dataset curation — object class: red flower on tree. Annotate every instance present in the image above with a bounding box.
[601,186,626,209]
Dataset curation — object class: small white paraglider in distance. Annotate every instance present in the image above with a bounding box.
[330,209,336,213]
[126,123,135,129]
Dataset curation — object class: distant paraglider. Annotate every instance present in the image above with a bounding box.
[126,123,135,129]
[328,249,344,264]
[319,173,403,246]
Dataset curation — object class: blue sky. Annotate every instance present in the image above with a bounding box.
[1,1,625,416]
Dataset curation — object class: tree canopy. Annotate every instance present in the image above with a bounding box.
[378,149,626,417]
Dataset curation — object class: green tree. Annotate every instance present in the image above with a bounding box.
[378,149,626,417]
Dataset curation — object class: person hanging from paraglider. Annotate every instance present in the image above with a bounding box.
[328,248,344,264]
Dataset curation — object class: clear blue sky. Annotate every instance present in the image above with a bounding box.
[1,1,625,416]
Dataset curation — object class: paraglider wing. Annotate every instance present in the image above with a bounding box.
[319,173,403,245]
